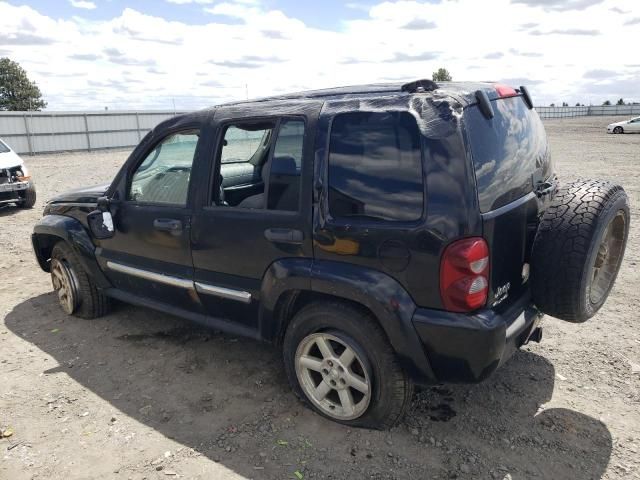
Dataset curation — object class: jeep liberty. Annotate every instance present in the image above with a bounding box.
[32,80,630,428]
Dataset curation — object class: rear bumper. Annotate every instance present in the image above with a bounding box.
[412,293,543,383]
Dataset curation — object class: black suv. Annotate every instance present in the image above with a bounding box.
[32,80,630,429]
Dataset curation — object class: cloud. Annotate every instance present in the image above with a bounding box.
[609,7,628,14]
[0,32,56,45]
[261,30,287,39]
[500,77,543,86]
[624,17,640,25]
[0,0,637,109]
[511,0,603,11]
[583,69,618,79]
[166,0,215,3]
[401,19,437,30]
[69,53,101,61]
[509,48,543,57]
[69,0,97,9]
[209,55,286,69]
[103,47,156,67]
[389,51,440,63]
[484,52,504,59]
[530,28,600,35]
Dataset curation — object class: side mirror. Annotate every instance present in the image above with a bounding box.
[88,198,115,239]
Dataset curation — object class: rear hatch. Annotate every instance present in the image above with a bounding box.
[464,91,555,311]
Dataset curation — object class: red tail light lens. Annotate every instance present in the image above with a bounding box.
[494,84,517,98]
[440,237,490,312]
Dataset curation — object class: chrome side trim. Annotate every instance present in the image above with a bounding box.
[195,282,252,304]
[106,261,193,290]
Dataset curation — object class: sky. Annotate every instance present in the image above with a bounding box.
[0,0,638,110]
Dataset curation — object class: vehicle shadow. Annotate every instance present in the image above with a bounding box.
[5,294,612,479]
[0,204,20,216]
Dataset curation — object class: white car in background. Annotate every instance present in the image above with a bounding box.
[607,116,640,134]
[0,138,36,208]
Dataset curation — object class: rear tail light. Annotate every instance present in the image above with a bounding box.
[440,237,490,312]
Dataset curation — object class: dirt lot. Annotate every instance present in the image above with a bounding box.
[1,116,639,480]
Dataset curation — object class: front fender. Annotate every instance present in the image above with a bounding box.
[32,214,111,289]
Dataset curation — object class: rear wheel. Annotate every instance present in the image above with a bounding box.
[530,180,629,322]
[283,301,413,429]
[613,126,623,134]
[18,183,36,208]
[51,242,110,319]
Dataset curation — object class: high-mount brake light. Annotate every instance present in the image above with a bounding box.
[494,84,518,98]
[440,237,490,312]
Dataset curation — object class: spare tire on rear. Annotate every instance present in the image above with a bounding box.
[530,179,630,322]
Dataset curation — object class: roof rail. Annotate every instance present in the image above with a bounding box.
[401,79,438,93]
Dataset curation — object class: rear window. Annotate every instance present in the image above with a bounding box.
[0,140,10,153]
[465,96,552,213]
[328,111,424,222]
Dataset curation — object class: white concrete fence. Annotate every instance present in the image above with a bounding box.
[1,104,639,155]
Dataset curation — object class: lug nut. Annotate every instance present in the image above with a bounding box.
[322,368,329,375]
[330,380,336,386]
[328,360,334,367]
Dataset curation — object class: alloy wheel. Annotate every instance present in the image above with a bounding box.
[51,258,80,314]
[590,210,626,305]
[294,332,371,421]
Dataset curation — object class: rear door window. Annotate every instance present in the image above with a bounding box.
[0,140,10,153]
[465,96,552,213]
[328,111,424,222]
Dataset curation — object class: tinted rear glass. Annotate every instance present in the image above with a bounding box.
[0,140,10,153]
[328,111,423,222]
[466,96,551,213]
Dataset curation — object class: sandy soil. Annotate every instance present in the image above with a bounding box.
[1,116,639,480]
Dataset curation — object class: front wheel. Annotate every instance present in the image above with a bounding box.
[51,242,110,319]
[283,301,413,429]
[18,183,36,208]
[613,126,623,134]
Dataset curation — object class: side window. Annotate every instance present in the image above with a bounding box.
[215,118,304,212]
[328,112,424,222]
[221,125,272,164]
[129,130,199,206]
[267,119,304,211]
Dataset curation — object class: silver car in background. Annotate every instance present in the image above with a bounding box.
[607,116,640,134]
[0,138,37,208]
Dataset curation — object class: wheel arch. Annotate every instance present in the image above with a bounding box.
[32,214,111,288]
[259,258,436,383]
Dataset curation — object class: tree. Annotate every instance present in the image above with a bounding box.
[432,68,452,82]
[562,102,569,107]
[575,103,581,106]
[602,100,611,106]
[0,58,47,111]
[549,103,555,107]
[616,98,625,105]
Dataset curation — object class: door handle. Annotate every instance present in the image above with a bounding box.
[153,218,183,235]
[264,228,304,245]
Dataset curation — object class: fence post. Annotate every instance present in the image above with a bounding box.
[135,112,141,140]
[22,113,34,156]
[83,113,91,151]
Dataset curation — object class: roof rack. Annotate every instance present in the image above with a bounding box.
[401,79,438,93]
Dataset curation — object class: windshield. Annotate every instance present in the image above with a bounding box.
[465,96,552,213]
[0,140,10,154]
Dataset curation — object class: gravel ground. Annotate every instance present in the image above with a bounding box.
[1,116,639,480]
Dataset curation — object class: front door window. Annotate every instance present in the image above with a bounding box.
[129,130,199,206]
